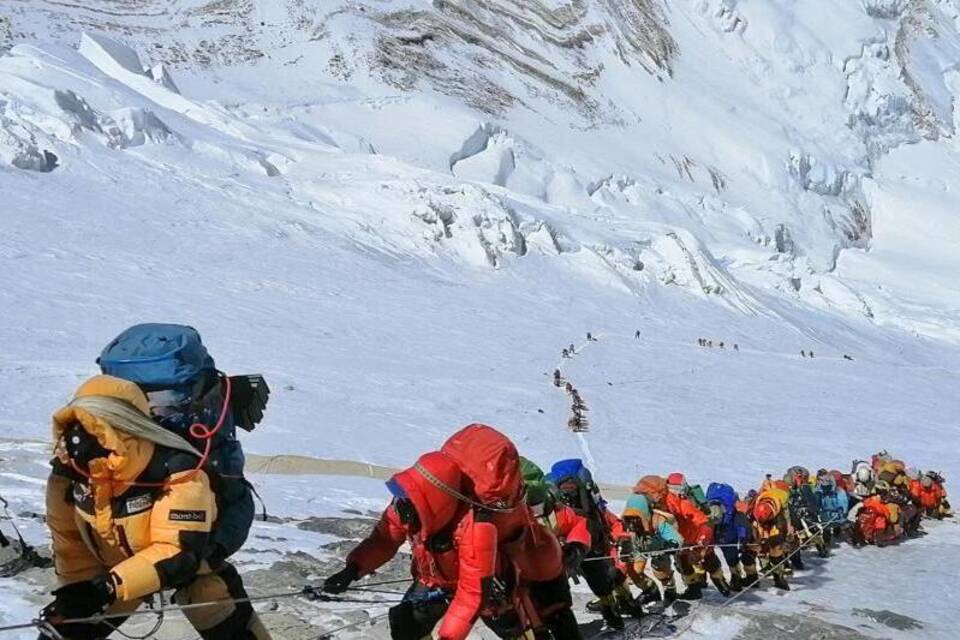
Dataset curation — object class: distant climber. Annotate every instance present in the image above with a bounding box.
[719,342,725,349]
[843,354,854,361]
[734,344,739,351]
[562,348,570,359]
[587,332,594,341]
[553,369,563,387]
[635,330,641,339]
[569,343,576,354]
[801,350,806,358]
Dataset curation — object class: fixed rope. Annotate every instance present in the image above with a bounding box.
[1,578,415,638]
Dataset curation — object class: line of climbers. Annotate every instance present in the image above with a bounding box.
[37,324,273,640]
[696,339,738,351]
[31,323,951,640]
[325,442,952,639]
[552,370,589,433]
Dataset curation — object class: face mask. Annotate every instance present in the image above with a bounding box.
[63,423,110,471]
[393,497,421,533]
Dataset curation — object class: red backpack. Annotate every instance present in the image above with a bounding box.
[440,423,524,509]
[440,424,531,542]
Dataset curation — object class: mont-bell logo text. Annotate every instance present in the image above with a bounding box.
[168,509,207,523]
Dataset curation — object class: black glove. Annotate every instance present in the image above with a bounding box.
[42,575,116,621]
[228,374,270,432]
[323,564,359,594]
[562,543,586,576]
[617,538,634,558]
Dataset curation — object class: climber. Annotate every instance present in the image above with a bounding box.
[705,483,757,591]
[814,470,850,548]
[784,466,826,562]
[850,481,902,547]
[748,486,791,591]
[851,460,875,501]
[667,472,707,509]
[911,472,952,519]
[549,459,638,629]
[41,375,270,640]
[326,448,571,640]
[619,493,681,604]
[635,475,727,599]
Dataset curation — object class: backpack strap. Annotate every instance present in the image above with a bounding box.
[413,462,518,513]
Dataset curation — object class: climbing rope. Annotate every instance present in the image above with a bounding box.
[1,578,415,638]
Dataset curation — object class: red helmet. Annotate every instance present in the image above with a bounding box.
[753,498,778,523]
[667,472,687,494]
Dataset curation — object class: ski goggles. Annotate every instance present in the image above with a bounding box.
[387,479,421,532]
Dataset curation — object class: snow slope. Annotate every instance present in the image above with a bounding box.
[2,0,960,638]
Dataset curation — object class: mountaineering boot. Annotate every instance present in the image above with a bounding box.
[773,572,790,591]
[816,540,830,558]
[729,573,744,593]
[790,553,805,571]
[616,591,644,619]
[678,583,703,601]
[546,609,582,640]
[639,585,662,605]
[710,573,732,597]
[662,586,678,605]
[598,595,625,631]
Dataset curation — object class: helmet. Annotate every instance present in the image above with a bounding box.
[786,466,809,487]
[921,474,934,489]
[634,475,669,504]
[667,472,687,495]
[753,498,778,523]
[855,466,873,483]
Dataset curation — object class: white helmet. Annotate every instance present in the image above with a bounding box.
[855,466,873,484]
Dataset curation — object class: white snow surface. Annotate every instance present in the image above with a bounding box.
[2,0,960,638]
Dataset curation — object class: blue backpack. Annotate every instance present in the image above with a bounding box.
[99,323,260,562]
[548,459,610,552]
[706,483,738,526]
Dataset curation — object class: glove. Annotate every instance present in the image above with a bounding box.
[562,543,586,576]
[323,564,359,594]
[41,575,116,621]
[228,374,270,432]
[617,538,634,559]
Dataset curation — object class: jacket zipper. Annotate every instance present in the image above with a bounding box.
[82,523,106,564]
[117,525,134,558]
